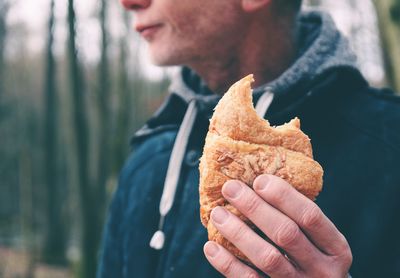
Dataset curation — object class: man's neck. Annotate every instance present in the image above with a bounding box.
[188,14,298,94]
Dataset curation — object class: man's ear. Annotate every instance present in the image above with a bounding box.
[241,0,272,12]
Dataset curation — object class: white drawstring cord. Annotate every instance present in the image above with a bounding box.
[255,90,274,118]
[150,100,198,250]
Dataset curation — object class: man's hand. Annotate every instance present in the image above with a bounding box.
[203,174,352,278]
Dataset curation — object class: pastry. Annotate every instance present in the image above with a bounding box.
[199,74,323,263]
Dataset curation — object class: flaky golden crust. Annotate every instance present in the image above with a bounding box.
[209,74,313,158]
[199,74,324,263]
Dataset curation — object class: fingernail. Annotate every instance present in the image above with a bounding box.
[223,181,242,199]
[254,174,270,191]
[211,206,229,225]
[204,241,219,258]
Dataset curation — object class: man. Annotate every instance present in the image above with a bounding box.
[98,0,400,277]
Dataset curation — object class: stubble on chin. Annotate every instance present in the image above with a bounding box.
[148,44,187,67]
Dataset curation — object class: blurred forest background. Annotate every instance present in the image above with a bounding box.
[0,0,399,277]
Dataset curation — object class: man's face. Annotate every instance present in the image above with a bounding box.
[121,0,245,66]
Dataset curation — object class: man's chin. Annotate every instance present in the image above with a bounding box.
[151,60,177,67]
[150,56,181,67]
[148,49,185,67]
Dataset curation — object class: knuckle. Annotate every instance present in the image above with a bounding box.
[300,204,323,229]
[309,259,340,278]
[309,249,352,278]
[342,251,353,269]
[333,238,353,267]
[337,239,351,256]
[311,267,332,278]
[275,221,300,248]
[230,221,249,242]
[268,182,290,205]
[242,194,262,215]
[245,272,260,278]
[220,257,235,275]
[258,248,282,273]
[319,242,352,277]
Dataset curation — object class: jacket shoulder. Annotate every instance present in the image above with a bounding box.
[338,85,400,153]
[365,86,400,105]
[121,130,177,183]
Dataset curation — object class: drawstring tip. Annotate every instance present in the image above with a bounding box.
[150,230,165,250]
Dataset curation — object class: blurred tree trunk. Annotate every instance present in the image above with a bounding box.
[19,146,35,278]
[373,0,400,92]
[0,0,9,96]
[67,1,96,277]
[43,0,67,265]
[96,0,110,227]
[113,11,132,174]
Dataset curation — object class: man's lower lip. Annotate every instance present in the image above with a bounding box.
[141,25,161,39]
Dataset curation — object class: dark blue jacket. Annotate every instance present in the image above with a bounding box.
[98,11,400,278]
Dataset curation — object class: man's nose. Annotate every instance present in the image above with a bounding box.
[120,0,151,10]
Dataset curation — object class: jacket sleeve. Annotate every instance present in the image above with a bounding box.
[97,179,125,278]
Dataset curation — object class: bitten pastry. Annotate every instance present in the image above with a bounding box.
[199,74,324,263]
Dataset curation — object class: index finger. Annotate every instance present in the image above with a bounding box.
[253,174,350,256]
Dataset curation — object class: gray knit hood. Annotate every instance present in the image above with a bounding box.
[132,10,365,250]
